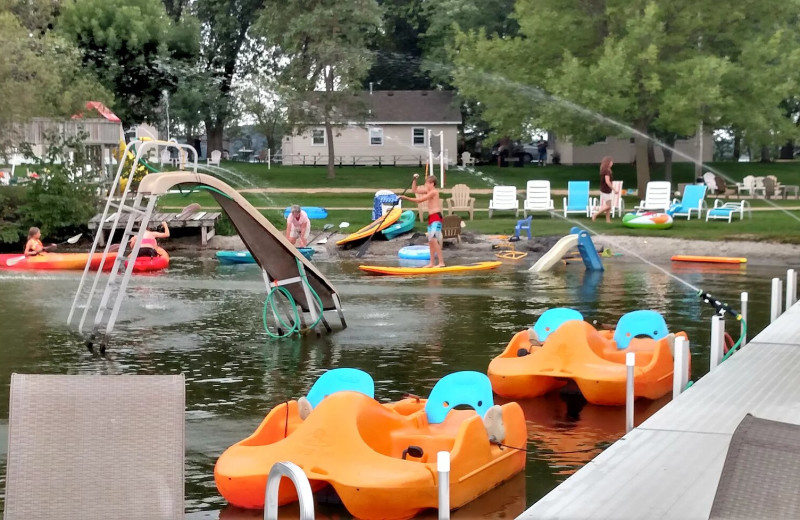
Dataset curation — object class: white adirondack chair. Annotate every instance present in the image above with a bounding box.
[207,150,221,167]
[611,180,625,217]
[488,185,519,218]
[523,180,554,217]
[461,151,476,167]
[635,181,672,213]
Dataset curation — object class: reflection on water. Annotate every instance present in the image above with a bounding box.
[0,252,784,517]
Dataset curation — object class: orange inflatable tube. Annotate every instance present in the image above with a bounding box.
[671,255,746,264]
[488,321,689,406]
[215,387,526,518]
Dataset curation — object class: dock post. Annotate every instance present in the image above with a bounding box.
[710,316,725,370]
[626,352,635,433]
[673,336,689,399]
[438,451,451,519]
[771,278,783,322]
[786,269,797,309]
[740,292,748,346]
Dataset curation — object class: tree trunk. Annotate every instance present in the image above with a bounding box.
[663,147,674,184]
[206,120,224,157]
[634,122,651,196]
[760,145,771,163]
[733,132,741,161]
[324,68,336,179]
[780,140,794,160]
[647,140,656,166]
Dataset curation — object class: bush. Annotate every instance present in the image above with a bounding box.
[0,186,26,244]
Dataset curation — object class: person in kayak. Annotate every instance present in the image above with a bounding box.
[285,205,310,247]
[128,221,170,255]
[24,227,46,256]
[399,174,445,268]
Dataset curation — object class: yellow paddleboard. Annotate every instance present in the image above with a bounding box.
[359,261,502,276]
[336,207,403,246]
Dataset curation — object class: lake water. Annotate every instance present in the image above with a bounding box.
[0,251,785,518]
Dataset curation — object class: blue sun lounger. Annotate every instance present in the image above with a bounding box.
[706,200,751,223]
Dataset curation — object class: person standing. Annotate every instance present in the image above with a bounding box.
[537,137,548,166]
[592,156,619,223]
[285,205,311,247]
[399,173,445,267]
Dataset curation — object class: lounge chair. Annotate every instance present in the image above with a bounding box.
[668,184,707,220]
[562,181,591,217]
[635,181,672,213]
[523,180,555,217]
[446,183,475,220]
[442,215,462,244]
[488,186,519,218]
[706,200,751,223]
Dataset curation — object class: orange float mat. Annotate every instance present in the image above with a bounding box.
[215,369,526,519]
[488,309,689,406]
[336,207,402,246]
[671,255,747,264]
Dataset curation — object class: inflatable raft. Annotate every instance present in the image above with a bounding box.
[283,206,328,219]
[359,261,502,276]
[622,212,673,229]
[215,369,526,519]
[0,249,169,272]
[336,207,402,246]
[488,308,688,405]
[398,245,430,260]
[381,210,416,240]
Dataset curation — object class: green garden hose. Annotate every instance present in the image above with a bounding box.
[262,259,324,338]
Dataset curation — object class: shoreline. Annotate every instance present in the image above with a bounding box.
[174,233,800,267]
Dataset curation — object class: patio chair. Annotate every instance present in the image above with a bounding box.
[446,183,475,220]
[513,216,533,239]
[442,215,462,244]
[461,151,476,167]
[735,175,755,198]
[207,149,221,167]
[159,148,172,166]
[562,181,591,217]
[4,374,185,519]
[752,176,766,197]
[488,185,519,218]
[415,198,429,222]
[764,176,783,199]
[668,184,707,220]
[610,180,625,218]
[523,180,555,217]
[635,181,672,213]
[706,200,751,223]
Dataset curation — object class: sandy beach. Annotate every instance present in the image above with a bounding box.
[196,232,800,267]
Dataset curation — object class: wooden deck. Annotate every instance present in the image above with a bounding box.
[88,210,221,246]
[519,299,800,520]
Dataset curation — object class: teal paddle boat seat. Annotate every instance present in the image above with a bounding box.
[424,371,494,424]
[614,310,669,350]
[533,307,584,342]
[298,368,375,419]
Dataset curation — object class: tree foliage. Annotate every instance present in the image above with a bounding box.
[256,0,383,179]
[452,0,800,192]
[58,0,199,124]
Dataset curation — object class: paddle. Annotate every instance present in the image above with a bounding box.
[317,222,350,244]
[355,177,415,258]
[307,223,334,246]
[6,233,83,266]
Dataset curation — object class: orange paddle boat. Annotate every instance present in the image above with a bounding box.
[488,308,689,405]
[215,369,526,519]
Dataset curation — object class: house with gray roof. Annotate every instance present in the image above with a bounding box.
[281,90,462,166]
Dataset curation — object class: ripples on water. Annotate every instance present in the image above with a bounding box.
[0,253,781,517]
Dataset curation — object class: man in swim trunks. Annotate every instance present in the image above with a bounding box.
[399,174,445,267]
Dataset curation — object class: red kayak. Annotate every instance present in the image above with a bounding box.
[0,248,169,272]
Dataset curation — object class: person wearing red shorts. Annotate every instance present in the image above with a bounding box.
[399,174,445,267]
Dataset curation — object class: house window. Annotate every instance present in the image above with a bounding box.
[311,129,325,146]
[369,127,384,146]
[412,127,426,146]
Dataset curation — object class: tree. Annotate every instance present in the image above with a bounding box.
[452,0,800,193]
[256,0,383,179]
[236,74,288,157]
[58,0,199,124]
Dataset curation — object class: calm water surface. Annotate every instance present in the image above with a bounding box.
[0,251,784,517]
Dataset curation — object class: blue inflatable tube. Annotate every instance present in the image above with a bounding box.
[283,206,328,219]
[398,245,430,261]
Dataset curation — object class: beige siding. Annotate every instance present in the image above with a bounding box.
[283,124,459,166]
[555,134,713,165]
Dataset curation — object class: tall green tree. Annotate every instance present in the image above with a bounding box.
[256,0,383,179]
[452,0,800,193]
[58,0,198,124]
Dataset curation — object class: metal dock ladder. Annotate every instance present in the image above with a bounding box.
[67,139,198,352]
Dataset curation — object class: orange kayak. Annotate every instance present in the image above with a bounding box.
[0,248,169,272]
[488,310,688,405]
[215,369,526,519]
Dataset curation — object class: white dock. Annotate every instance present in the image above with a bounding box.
[520,301,800,520]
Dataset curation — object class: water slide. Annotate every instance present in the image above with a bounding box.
[529,227,604,272]
[137,172,340,312]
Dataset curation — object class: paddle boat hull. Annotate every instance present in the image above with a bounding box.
[622,212,673,229]
[215,386,526,519]
[488,321,688,405]
[382,210,416,240]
